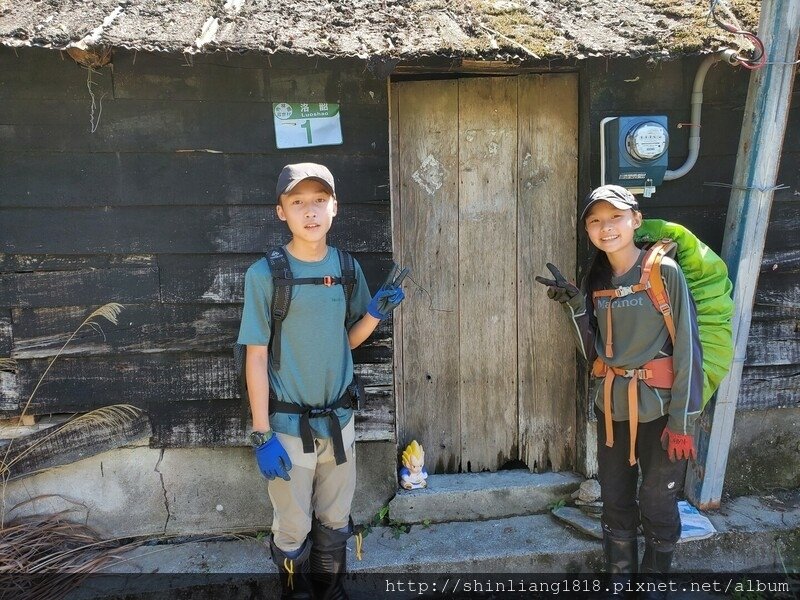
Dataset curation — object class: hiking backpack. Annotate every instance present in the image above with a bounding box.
[233,247,356,403]
[633,219,735,406]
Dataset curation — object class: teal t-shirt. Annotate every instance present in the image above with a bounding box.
[237,246,371,438]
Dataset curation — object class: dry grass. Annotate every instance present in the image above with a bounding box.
[0,304,138,598]
[0,509,145,600]
[0,404,145,482]
[1,303,124,487]
[0,301,257,597]
[0,503,260,599]
[14,303,123,425]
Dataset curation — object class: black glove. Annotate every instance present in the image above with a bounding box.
[534,263,580,303]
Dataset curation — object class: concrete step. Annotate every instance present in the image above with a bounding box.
[388,470,583,524]
[359,492,800,573]
[81,491,799,599]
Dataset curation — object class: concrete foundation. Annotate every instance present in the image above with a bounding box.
[2,439,398,538]
[725,406,800,497]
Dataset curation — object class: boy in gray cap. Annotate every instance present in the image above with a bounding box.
[238,163,404,599]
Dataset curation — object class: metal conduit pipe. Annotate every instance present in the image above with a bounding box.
[664,48,739,181]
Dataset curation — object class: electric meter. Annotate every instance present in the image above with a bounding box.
[626,122,669,162]
[601,116,669,198]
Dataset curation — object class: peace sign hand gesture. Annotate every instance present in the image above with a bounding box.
[535,263,580,303]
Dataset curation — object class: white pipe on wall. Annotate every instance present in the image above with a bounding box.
[664,49,739,181]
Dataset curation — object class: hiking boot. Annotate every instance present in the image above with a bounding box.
[638,538,675,600]
[310,517,354,600]
[602,525,638,598]
[270,536,313,600]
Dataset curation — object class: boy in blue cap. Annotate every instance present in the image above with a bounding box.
[238,163,404,599]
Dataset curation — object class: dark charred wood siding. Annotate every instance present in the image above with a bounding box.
[583,55,799,412]
[1,48,796,450]
[0,48,394,446]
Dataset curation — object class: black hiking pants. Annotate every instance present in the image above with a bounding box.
[595,408,685,544]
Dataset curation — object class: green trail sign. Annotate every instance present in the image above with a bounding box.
[273,102,343,149]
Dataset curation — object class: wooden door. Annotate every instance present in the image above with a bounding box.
[391,74,578,473]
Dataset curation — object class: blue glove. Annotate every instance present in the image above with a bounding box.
[254,435,292,481]
[367,285,405,320]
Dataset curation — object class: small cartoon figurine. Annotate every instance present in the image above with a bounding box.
[399,440,428,490]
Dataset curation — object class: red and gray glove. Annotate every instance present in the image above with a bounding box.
[535,263,580,303]
[660,427,696,462]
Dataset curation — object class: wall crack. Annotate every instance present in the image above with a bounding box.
[154,449,171,533]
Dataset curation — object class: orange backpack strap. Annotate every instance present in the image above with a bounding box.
[642,240,677,346]
[593,356,674,466]
[592,282,650,359]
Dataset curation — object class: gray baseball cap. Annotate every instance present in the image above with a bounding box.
[580,185,639,220]
[276,163,336,200]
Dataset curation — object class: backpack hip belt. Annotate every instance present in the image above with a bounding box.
[269,382,359,466]
[592,356,674,466]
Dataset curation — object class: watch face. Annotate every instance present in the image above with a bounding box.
[250,431,272,447]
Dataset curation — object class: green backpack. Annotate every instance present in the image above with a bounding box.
[635,219,735,406]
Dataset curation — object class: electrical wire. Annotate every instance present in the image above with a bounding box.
[708,0,766,70]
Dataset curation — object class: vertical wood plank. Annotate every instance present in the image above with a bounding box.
[458,77,518,472]
[395,80,462,473]
[389,80,404,449]
[577,62,597,477]
[518,73,579,472]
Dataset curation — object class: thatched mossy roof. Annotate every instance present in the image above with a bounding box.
[0,0,760,62]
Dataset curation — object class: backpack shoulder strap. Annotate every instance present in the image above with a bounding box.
[591,242,675,358]
[266,247,292,370]
[642,240,677,345]
[337,249,356,315]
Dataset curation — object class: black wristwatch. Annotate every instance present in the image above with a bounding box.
[250,430,274,448]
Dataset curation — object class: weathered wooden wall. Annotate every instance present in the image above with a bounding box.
[584,55,799,415]
[1,48,796,459]
[0,48,395,446]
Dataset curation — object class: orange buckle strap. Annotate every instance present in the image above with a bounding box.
[627,373,639,466]
[593,282,649,358]
[642,241,677,345]
[593,357,674,466]
[603,369,615,448]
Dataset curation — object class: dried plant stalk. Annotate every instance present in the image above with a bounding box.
[1,303,125,527]
[0,405,144,480]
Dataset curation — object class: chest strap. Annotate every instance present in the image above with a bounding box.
[269,386,356,466]
[272,276,348,287]
[592,282,650,358]
[591,241,677,359]
[592,356,674,466]
[266,247,356,371]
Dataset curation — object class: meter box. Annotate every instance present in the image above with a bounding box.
[601,116,669,197]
